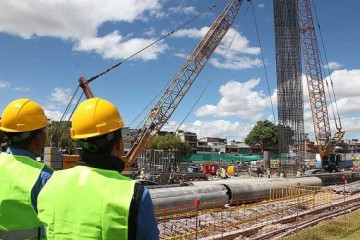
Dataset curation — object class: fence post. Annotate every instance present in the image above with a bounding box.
[296,182,301,238]
[342,175,348,232]
[194,198,200,240]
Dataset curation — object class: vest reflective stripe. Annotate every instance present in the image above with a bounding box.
[38,166,135,240]
[0,153,44,231]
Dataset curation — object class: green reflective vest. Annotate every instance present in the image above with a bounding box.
[38,166,136,240]
[0,152,44,230]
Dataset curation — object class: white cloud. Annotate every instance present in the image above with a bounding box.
[170,27,208,39]
[339,117,360,140]
[0,81,10,88]
[170,27,261,70]
[303,69,360,115]
[174,53,188,59]
[144,27,156,36]
[210,56,262,70]
[168,6,198,15]
[195,78,275,121]
[74,31,169,60]
[44,110,65,122]
[172,27,260,55]
[325,61,342,70]
[302,69,360,141]
[326,69,360,98]
[0,0,165,61]
[13,86,30,92]
[49,88,73,105]
[0,0,162,39]
[218,28,261,55]
[163,120,252,139]
[0,80,30,92]
[258,4,265,8]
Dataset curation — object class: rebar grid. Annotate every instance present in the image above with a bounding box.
[273,0,305,171]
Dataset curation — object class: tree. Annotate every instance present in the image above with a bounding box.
[148,134,192,157]
[245,120,278,151]
[46,121,73,149]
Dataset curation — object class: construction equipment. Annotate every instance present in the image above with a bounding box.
[79,0,245,170]
[298,0,344,172]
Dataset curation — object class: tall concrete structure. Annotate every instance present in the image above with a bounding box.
[273,0,305,169]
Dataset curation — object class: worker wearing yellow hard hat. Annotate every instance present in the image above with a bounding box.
[37,97,159,239]
[0,98,53,239]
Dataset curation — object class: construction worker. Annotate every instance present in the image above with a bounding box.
[169,169,175,184]
[266,168,271,178]
[37,98,159,239]
[139,167,145,179]
[296,168,302,177]
[0,98,52,239]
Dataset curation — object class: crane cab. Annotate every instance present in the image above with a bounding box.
[326,153,342,172]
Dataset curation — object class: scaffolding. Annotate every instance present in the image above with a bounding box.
[273,0,305,171]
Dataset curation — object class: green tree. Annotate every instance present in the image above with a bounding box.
[46,121,73,149]
[148,134,192,157]
[245,120,278,151]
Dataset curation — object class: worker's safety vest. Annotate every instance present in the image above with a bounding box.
[38,166,136,240]
[0,152,45,238]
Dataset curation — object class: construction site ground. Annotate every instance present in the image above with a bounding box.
[282,208,360,240]
[157,180,360,239]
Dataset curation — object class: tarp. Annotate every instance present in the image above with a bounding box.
[180,153,263,162]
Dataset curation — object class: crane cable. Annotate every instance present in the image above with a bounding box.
[55,0,226,145]
[49,85,80,146]
[86,1,225,84]
[250,0,276,123]
[118,0,227,128]
[312,0,343,131]
[175,2,252,132]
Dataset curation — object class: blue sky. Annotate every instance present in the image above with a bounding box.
[0,0,359,141]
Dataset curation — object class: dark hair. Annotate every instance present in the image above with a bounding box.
[3,129,44,149]
[78,129,122,155]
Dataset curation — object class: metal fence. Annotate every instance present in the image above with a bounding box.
[157,185,336,239]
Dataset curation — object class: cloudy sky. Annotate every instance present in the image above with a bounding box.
[0,0,359,141]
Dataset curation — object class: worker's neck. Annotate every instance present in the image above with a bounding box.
[79,152,125,173]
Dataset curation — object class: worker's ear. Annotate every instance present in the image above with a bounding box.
[34,128,46,147]
[112,137,124,157]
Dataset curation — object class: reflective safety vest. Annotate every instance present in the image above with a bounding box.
[0,152,45,238]
[38,166,136,240]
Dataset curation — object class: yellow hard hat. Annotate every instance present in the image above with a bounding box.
[0,98,49,132]
[70,98,124,139]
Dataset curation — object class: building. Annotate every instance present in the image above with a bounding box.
[176,130,198,153]
[197,141,212,154]
[225,141,251,156]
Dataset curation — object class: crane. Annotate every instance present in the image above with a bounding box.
[79,0,245,170]
[297,0,344,172]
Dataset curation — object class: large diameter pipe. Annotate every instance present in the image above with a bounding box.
[189,177,322,204]
[149,184,228,216]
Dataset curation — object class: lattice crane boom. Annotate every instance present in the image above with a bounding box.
[124,0,244,168]
[298,0,344,169]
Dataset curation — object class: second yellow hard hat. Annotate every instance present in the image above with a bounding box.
[70,98,124,139]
